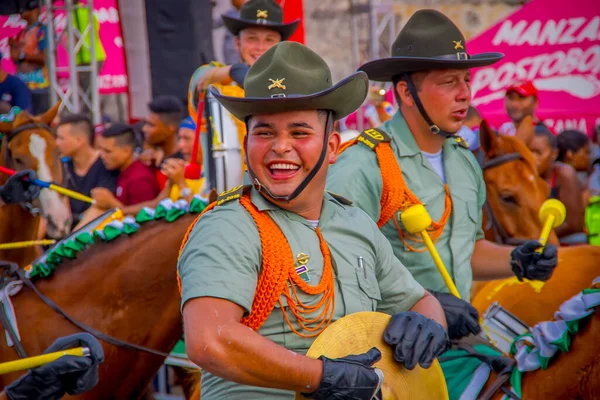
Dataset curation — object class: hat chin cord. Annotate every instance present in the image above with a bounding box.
[245,111,333,203]
[402,73,456,139]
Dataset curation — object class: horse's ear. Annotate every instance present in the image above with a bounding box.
[515,115,534,145]
[479,119,499,155]
[36,101,61,126]
[0,121,12,134]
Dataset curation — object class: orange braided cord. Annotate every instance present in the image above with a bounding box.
[338,138,358,154]
[340,140,452,251]
[176,201,218,297]
[238,195,335,337]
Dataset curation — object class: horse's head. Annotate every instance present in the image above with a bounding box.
[0,104,72,238]
[478,116,558,245]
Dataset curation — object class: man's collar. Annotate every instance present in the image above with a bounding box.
[388,111,465,155]
[387,112,421,157]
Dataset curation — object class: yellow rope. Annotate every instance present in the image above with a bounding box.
[0,240,56,250]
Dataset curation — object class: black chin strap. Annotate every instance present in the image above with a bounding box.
[246,112,333,203]
[402,73,453,139]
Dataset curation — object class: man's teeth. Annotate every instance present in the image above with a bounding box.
[270,163,300,170]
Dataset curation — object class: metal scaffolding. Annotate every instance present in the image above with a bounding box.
[44,0,100,124]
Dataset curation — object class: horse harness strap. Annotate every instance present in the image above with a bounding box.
[4,264,177,359]
[438,343,516,400]
[0,262,28,358]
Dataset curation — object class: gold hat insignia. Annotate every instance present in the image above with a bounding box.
[268,78,286,91]
[453,40,464,50]
[257,9,268,19]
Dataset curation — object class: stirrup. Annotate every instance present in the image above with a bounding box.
[482,302,530,354]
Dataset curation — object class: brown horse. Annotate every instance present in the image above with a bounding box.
[478,116,558,246]
[0,104,72,266]
[473,117,600,324]
[0,213,197,399]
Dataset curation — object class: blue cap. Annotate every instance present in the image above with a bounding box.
[179,116,196,131]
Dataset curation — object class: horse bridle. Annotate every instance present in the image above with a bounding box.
[2,123,55,217]
[476,150,529,246]
[0,261,177,359]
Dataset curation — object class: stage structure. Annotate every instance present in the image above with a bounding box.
[44,0,101,124]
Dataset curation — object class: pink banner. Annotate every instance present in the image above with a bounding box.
[468,0,600,136]
[0,0,127,94]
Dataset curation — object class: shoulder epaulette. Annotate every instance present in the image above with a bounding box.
[327,191,353,206]
[356,128,391,151]
[452,135,470,149]
[216,185,251,206]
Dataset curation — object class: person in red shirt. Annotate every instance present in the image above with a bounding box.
[92,123,159,211]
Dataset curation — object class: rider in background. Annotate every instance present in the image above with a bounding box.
[528,124,585,239]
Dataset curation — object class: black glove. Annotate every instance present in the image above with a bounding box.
[510,240,558,281]
[302,347,383,400]
[5,333,104,400]
[429,290,480,340]
[0,169,40,204]
[383,311,450,370]
[229,63,250,88]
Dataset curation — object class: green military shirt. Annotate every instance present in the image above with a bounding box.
[327,112,485,301]
[178,186,425,400]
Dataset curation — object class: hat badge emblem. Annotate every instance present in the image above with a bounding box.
[268,78,286,91]
[453,40,464,50]
[256,9,268,19]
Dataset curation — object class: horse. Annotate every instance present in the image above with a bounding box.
[0,104,72,266]
[478,116,558,246]
[0,210,199,399]
[472,117,600,325]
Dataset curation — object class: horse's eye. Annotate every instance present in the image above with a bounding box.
[500,193,518,205]
[14,157,25,166]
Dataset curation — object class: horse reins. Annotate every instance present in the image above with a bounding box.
[1,262,178,360]
[476,150,529,246]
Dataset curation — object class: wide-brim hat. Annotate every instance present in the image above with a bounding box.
[222,0,300,41]
[295,312,449,400]
[209,42,369,122]
[359,9,504,82]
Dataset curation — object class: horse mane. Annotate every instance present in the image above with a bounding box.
[27,199,207,279]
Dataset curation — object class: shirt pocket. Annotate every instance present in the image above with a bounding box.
[355,263,382,311]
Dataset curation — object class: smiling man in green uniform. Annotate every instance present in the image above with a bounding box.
[327,10,559,341]
[178,42,450,399]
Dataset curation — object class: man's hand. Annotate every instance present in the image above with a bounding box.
[0,170,40,204]
[5,333,104,400]
[510,241,558,281]
[302,347,383,400]
[161,158,186,187]
[139,148,165,167]
[91,188,119,210]
[383,311,450,370]
[429,291,480,340]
